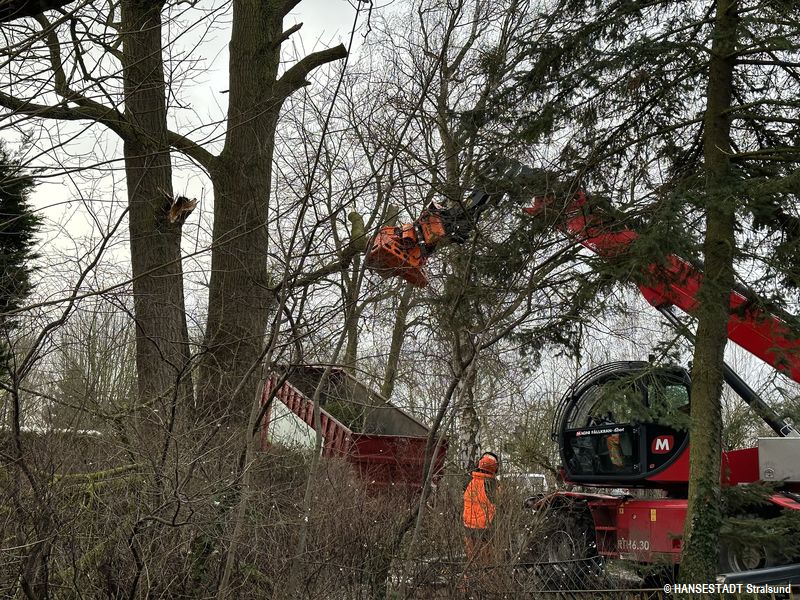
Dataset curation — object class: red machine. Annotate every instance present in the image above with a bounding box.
[365,173,800,573]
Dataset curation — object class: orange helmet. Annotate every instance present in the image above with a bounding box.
[477,452,499,474]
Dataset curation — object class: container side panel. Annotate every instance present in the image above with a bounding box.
[349,435,446,490]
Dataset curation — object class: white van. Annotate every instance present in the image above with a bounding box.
[499,472,549,495]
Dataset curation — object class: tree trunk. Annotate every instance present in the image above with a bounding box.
[454,337,480,471]
[121,0,192,411]
[195,0,287,420]
[195,0,347,419]
[680,0,738,583]
[197,154,273,420]
[457,374,480,470]
[380,283,414,399]
[342,256,361,373]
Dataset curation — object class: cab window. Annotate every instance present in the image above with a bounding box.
[567,379,646,429]
[646,381,690,430]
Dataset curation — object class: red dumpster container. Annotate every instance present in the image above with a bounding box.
[259,366,446,491]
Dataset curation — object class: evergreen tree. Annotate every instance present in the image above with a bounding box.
[0,143,40,372]
[496,0,800,581]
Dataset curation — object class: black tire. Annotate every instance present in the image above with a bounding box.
[515,503,596,565]
[719,514,780,575]
[542,519,595,563]
[540,503,598,562]
[515,501,604,590]
[719,539,778,574]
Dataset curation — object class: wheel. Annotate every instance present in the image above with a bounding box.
[544,527,587,563]
[719,540,777,573]
[515,503,596,565]
[538,503,597,562]
[719,514,779,574]
[515,501,604,590]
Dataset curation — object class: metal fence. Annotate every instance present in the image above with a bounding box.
[394,555,799,599]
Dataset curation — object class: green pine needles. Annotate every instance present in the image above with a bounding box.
[0,143,40,371]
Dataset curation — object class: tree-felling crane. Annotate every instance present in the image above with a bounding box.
[365,168,800,574]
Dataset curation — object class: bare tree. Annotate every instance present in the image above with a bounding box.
[192,1,347,419]
[0,3,194,413]
[1,1,349,423]
[359,0,572,470]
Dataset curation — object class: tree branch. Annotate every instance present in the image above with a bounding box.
[3,12,216,170]
[276,44,348,98]
[0,90,135,139]
[0,91,217,170]
[0,0,76,22]
[3,12,135,140]
[275,245,360,292]
[167,130,218,172]
[274,22,302,48]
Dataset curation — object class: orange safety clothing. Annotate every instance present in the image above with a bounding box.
[478,453,499,474]
[463,470,497,531]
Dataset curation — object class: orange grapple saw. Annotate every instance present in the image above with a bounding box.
[365,190,492,287]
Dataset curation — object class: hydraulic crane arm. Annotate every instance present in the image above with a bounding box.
[528,193,800,395]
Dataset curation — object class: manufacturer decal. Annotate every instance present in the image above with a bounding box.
[576,426,625,437]
[651,435,674,454]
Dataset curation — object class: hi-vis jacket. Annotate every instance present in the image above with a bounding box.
[462,470,497,530]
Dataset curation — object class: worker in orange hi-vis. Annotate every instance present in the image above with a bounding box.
[462,452,500,592]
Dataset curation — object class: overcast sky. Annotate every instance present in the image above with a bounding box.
[18,0,366,254]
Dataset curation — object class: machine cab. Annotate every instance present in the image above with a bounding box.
[553,361,690,486]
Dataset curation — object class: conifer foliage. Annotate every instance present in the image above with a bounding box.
[503,0,800,268]
[498,0,800,581]
[0,143,39,367]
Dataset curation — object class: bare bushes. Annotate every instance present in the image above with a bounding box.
[0,437,424,598]
[222,447,413,599]
[386,473,556,598]
[1,433,586,599]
